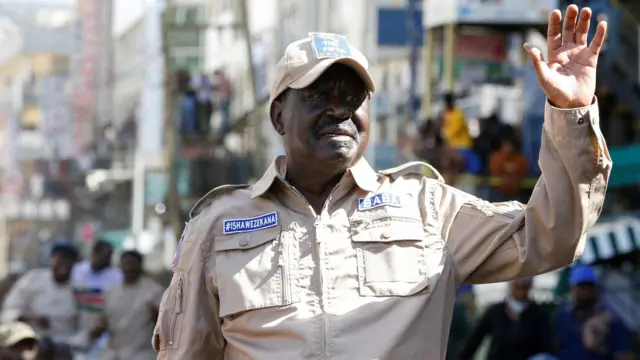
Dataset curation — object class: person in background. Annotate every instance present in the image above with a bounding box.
[0,244,79,344]
[489,137,528,202]
[0,322,39,360]
[212,69,232,142]
[458,278,554,360]
[440,93,482,185]
[554,265,633,360]
[442,93,473,151]
[70,240,123,357]
[176,69,198,137]
[91,250,164,360]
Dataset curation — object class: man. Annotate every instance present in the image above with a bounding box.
[554,265,633,360]
[153,6,611,360]
[91,251,163,360]
[459,278,553,360]
[71,240,123,357]
[1,244,79,344]
[0,322,39,360]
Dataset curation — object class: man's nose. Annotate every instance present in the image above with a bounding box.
[326,99,351,120]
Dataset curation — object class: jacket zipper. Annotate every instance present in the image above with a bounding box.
[169,275,184,349]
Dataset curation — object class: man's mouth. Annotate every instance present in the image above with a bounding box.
[318,127,356,139]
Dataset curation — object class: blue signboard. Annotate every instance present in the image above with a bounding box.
[377,7,424,47]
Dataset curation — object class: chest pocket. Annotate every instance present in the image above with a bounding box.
[215,225,297,318]
[350,216,442,297]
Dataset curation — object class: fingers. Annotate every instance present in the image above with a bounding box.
[547,9,563,51]
[563,5,580,44]
[524,43,550,83]
[588,21,608,55]
[575,7,592,45]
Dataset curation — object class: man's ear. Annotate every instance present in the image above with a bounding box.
[270,99,285,135]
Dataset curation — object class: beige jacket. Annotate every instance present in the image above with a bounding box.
[153,100,611,360]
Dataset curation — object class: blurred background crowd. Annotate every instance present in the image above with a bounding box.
[0,0,637,359]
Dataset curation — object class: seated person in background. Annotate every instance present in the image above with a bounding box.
[489,137,528,202]
[0,322,39,360]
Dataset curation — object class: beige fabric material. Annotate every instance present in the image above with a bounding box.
[0,268,78,343]
[153,100,611,360]
[102,277,164,360]
[0,322,39,347]
[268,33,375,107]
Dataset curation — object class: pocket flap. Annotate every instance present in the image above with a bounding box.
[216,225,281,251]
[351,217,426,243]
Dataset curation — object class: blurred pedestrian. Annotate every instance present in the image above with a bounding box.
[70,240,123,356]
[0,322,39,360]
[458,278,553,360]
[553,265,633,360]
[0,244,79,343]
[90,250,163,360]
[442,93,473,151]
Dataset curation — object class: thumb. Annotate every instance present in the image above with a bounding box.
[523,43,550,80]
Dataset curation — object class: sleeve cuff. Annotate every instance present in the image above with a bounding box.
[543,96,600,139]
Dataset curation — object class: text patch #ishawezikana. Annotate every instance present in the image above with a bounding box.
[223,211,279,235]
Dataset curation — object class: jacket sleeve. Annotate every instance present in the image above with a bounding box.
[440,98,612,284]
[153,214,225,360]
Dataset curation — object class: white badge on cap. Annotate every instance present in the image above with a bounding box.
[309,32,352,60]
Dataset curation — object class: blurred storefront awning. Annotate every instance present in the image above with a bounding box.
[580,217,640,264]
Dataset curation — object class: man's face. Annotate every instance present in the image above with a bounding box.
[91,244,112,271]
[272,64,370,166]
[508,280,532,302]
[572,282,598,309]
[501,140,515,155]
[120,255,142,284]
[50,254,73,283]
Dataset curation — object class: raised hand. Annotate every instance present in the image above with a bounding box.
[524,5,608,109]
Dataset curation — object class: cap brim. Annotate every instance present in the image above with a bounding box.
[6,333,39,346]
[289,57,375,93]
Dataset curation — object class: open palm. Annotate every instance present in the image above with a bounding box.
[525,5,608,108]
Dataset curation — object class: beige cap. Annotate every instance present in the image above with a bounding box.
[269,32,375,107]
[0,322,39,347]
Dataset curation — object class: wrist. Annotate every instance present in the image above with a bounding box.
[549,96,595,109]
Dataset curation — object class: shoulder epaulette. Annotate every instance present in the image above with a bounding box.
[189,184,251,219]
[378,161,445,183]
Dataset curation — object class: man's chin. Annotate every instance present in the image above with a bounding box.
[315,146,359,165]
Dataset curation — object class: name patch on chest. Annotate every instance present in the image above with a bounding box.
[223,211,279,234]
[358,193,403,211]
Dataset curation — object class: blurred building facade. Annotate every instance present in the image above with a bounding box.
[0,1,76,276]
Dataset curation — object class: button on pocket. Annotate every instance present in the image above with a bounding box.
[350,216,437,297]
[215,225,296,318]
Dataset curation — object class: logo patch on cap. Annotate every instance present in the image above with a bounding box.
[309,32,352,59]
